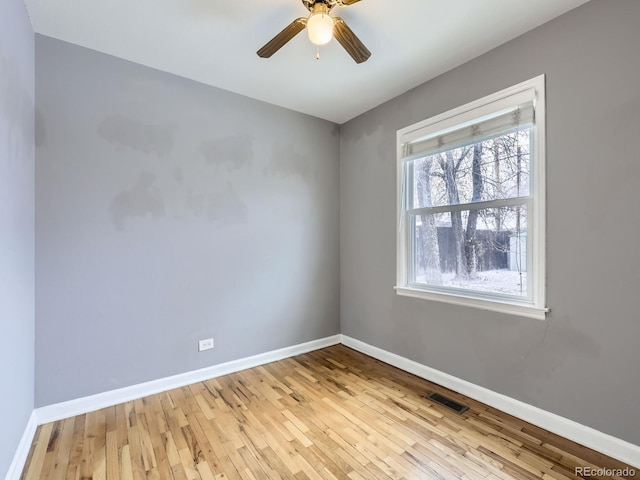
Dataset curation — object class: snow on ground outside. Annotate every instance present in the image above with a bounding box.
[418,269,527,296]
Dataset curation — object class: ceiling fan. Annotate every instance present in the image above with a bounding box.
[257,0,371,64]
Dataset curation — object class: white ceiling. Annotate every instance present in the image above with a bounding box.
[24,0,589,124]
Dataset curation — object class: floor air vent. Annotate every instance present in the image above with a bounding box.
[427,392,469,414]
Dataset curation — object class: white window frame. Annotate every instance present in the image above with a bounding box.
[395,75,548,320]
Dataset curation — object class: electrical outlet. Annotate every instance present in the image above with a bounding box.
[198,338,214,352]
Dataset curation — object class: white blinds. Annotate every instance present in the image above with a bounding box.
[403,101,535,162]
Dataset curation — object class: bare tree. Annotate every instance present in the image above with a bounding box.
[439,149,468,278]
[413,129,529,283]
[415,158,442,284]
[464,144,483,278]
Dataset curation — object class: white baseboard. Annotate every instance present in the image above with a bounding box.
[4,411,38,480]
[340,335,640,469]
[36,334,341,424]
[21,333,640,473]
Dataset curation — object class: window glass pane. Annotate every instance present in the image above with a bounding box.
[411,130,531,209]
[411,206,528,297]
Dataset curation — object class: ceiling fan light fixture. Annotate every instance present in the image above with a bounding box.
[257,0,370,64]
[307,6,334,46]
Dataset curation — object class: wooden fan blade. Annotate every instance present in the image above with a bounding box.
[257,18,307,58]
[333,18,371,64]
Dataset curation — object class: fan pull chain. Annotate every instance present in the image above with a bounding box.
[316,45,320,60]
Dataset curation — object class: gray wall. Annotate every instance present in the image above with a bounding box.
[35,37,340,406]
[340,0,640,445]
[0,0,35,476]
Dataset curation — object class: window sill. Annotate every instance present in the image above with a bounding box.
[394,286,548,320]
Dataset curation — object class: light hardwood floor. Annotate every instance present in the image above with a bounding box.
[21,345,635,480]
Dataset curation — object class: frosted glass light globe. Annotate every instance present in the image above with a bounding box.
[307,13,334,46]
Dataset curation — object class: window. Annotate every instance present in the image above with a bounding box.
[396,76,547,319]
